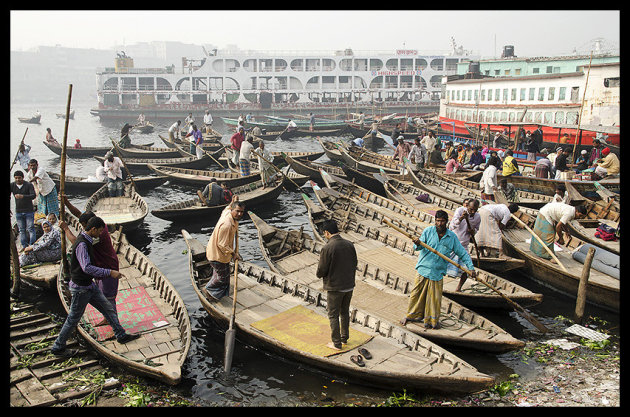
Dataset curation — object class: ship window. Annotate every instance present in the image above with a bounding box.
[520,88,526,101]
[508,112,516,121]
[500,111,507,121]
[386,59,398,71]
[480,89,486,101]
[291,59,304,71]
[529,88,535,100]
[511,88,517,101]
[468,90,472,100]
[534,112,542,123]
[532,68,539,74]
[369,59,382,71]
[546,66,553,74]
[474,90,478,101]
[415,58,427,71]
[323,59,335,71]
[548,87,555,101]
[494,89,500,101]
[604,77,620,87]
[243,59,258,72]
[493,111,499,122]
[538,87,545,101]
[478,112,484,122]
[430,58,443,71]
[566,111,579,124]
[544,112,553,123]
[494,70,500,75]
[502,88,508,101]
[515,69,521,75]
[457,90,461,100]
[554,111,565,124]
[558,87,566,100]
[570,87,580,102]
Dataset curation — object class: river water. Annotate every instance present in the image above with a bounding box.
[10,102,619,406]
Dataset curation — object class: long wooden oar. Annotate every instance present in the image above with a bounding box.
[383,217,549,333]
[224,230,239,375]
[59,84,73,280]
[10,128,29,172]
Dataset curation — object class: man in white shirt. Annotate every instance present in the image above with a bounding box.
[448,198,481,291]
[238,136,255,177]
[168,120,181,141]
[531,202,587,259]
[103,152,125,197]
[255,141,276,187]
[26,159,59,217]
[408,137,427,170]
[420,132,437,168]
[203,110,213,134]
[475,202,520,257]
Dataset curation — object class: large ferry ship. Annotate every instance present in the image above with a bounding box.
[438,49,620,151]
[91,39,479,123]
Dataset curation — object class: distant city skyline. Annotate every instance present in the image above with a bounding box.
[11,10,620,59]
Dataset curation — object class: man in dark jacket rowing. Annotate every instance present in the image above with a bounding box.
[316,220,357,350]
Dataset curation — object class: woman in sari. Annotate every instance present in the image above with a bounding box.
[19,220,62,266]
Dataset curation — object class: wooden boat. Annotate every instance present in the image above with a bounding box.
[111,142,181,159]
[57,213,191,385]
[10,302,123,406]
[281,152,347,184]
[317,137,344,161]
[220,153,309,191]
[84,182,149,232]
[18,115,41,124]
[94,153,217,175]
[318,171,528,274]
[249,212,525,352]
[496,173,620,196]
[49,171,168,195]
[418,168,553,210]
[405,163,480,205]
[16,261,60,290]
[182,230,494,393]
[502,210,619,313]
[308,179,528,277]
[151,175,285,222]
[222,147,325,168]
[55,110,75,119]
[338,144,400,174]
[158,134,223,150]
[134,122,155,134]
[147,164,261,188]
[250,129,297,141]
[293,126,349,137]
[223,116,347,130]
[42,140,154,158]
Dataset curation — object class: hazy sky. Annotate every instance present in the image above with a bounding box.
[10,10,620,58]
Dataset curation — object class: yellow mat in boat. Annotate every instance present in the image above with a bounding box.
[251,305,372,357]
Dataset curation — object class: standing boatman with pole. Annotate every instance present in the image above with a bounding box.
[400,210,476,329]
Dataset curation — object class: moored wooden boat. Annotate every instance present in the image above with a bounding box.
[158,134,223,150]
[222,147,325,168]
[281,152,347,184]
[42,140,154,158]
[49,171,168,195]
[497,172,620,195]
[317,137,344,161]
[339,144,400,174]
[182,230,494,393]
[16,261,60,290]
[147,164,261,188]
[84,182,149,232]
[502,210,619,312]
[151,175,285,222]
[112,142,181,159]
[94,152,216,175]
[57,213,191,385]
[249,212,526,352]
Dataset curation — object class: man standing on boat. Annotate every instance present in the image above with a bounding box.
[316,219,357,350]
[309,113,315,132]
[420,131,437,168]
[256,141,276,187]
[103,152,125,197]
[238,136,255,177]
[119,123,133,148]
[58,199,121,324]
[230,126,245,167]
[401,210,476,329]
[26,159,59,218]
[168,120,182,142]
[202,196,245,301]
[50,216,139,358]
[203,110,214,134]
[10,170,37,249]
[448,199,481,292]
[475,203,520,258]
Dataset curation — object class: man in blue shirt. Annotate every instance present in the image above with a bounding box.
[50,216,139,357]
[400,210,476,329]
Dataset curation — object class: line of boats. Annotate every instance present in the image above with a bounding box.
[12,124,619,394]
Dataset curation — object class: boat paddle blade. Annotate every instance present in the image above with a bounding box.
[224,326,236,374]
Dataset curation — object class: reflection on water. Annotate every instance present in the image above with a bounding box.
[10,103,619,405]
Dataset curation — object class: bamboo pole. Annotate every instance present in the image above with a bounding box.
[574,247,596,323]
[571,51,593,163]
[59,84,73,279]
